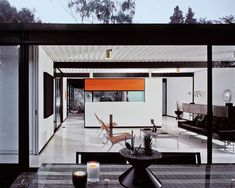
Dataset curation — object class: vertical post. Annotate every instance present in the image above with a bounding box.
[90,71,93,78]
[19,44,29,170]
[207,44,213,164]
[192,75,195,103]
[67,82,69,116]
[60,78,63,123]
[109,114,113,137]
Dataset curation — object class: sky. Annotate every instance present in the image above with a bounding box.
[7,0,235,23]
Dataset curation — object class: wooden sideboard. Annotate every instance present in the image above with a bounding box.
[182,103,235,118]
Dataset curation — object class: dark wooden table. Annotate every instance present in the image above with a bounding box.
[11,164,235,188]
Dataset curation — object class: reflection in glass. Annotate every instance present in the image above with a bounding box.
[87,91,145,102]
[127,91,145,102]
[0,46,19,163]
[93,91,123,102]
[85,91,92,102]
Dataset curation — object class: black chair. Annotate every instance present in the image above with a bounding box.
[76,152,127,164]
[153,152,201,164]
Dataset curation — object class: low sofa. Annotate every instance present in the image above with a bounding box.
[178,114,235,142]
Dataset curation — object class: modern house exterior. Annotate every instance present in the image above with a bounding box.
[1,23,235,186]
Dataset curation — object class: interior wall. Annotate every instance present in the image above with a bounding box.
[194,69,207,104]
[63,78,67,121]
[192,68,235,106]
[167,77,192,119]
[85,78,162,127]
[212,68,235,106]
[38,46,54,152]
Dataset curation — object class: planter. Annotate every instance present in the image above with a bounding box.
[175,110,183,120]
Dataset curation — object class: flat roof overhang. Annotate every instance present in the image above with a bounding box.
[0,24,235,45]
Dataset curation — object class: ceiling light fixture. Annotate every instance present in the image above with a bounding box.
[106,49,112,59]
[176,68,180,73]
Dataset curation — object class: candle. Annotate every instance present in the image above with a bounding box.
[72,171,87,188]
[87,161,100,183]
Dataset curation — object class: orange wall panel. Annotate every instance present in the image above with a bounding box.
[85,78,145,91]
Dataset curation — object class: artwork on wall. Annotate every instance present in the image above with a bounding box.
[84,78,145,102]
[85,78,145,91]
[44,72,54,118]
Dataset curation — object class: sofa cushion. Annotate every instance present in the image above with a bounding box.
[195,115,207,128]
[212,117,221,133]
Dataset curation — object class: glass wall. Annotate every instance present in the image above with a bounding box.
[212,46,235,163]
[0,46,19,163]
[85,91,145,102]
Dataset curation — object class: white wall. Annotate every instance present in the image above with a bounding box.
[194,69,207,104]
[38,46,54,152]
[63,78,67,121]
[85,78,162,126]
[167,77,192,119]
[213,68,235,105]
[192,68,235,106]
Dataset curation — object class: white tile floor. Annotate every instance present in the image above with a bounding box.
[28,113,235,167]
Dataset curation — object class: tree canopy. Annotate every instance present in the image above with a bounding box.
[169,6,184,24]
[219,15,235,24]
[185,7,197,24]
[170,5,235,24]
[0,0,40,23]
[67,0,135,23]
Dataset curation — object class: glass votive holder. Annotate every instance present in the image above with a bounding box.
[72,171,87,188]
[231,178,235,187]
[87,161,100,183]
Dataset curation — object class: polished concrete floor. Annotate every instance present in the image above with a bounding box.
[29,114,235,167]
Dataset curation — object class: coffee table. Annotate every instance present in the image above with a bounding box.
[140,128,179,149]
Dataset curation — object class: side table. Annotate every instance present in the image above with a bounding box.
[119,148,162,188]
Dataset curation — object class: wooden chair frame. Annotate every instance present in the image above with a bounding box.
[95,114,133,151]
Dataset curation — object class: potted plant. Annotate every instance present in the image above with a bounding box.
[144,134,153,156]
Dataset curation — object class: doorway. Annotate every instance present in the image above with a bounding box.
[68,79,85,118]
[54,77,63,131]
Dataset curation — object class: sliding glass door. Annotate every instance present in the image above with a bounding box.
[0,46,19,163]
[55,77,63,130]
[212,45,235,163]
